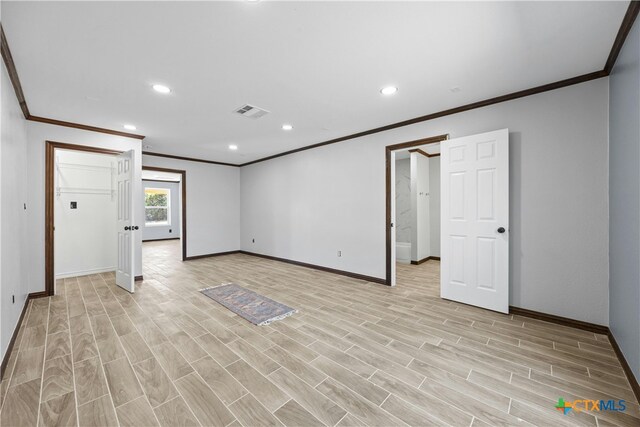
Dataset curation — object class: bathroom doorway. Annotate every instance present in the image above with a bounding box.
[395,147,441,265]
[387,130,510,313]
[386,134,447,286]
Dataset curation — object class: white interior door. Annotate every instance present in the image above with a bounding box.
[441,129,509,313]
[116,150,135,293]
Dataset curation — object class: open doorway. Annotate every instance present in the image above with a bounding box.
[395,147,441,264]
[387,130,510,313]
[141,166,187,272]
[386,134,448,287]
[54,149,118,280]
[45,141,125,296]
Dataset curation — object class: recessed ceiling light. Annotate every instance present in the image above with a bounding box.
[380,86,398,96]
[123,124,137,131]
[282,124,293,131]
[228,144,238,150]
[152,84,171,94]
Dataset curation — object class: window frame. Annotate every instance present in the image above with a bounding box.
[144,187,171,227]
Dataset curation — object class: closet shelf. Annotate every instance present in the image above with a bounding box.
[55,155,115,199]
[56,162,114,172]
[56,187,115,196]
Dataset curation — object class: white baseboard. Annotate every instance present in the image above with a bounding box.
[55,266,115,279]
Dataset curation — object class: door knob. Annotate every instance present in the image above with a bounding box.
[497,227,506,233]
[124,226,131,231]
[133,226,139,231]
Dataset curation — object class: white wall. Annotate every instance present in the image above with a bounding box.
[141,155,240,257]
[54,150,116,278]
[429,156,441,257]
[241,78,610,325]
[26,121,143,294]
[395,159,411,243]
[142,180,181,241]
[411,153,430,262]
[1,60,30,361]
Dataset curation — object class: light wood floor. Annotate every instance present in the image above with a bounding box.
[1,240,638,426]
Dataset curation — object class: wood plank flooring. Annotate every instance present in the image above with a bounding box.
[0,240,637,426]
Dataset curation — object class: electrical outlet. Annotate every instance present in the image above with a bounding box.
[337,250,342,257]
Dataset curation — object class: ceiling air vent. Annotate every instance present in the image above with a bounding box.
[234,104,269,119]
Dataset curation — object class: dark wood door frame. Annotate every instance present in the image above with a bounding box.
[385,134,449,285]
[142,166,187,262]
[45,141,123,296]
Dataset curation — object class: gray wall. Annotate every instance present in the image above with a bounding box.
[142,180,181,241]
[609,16,640,382]
[141,155,241,257]
[1,59,30,361]
[241,78,610,325]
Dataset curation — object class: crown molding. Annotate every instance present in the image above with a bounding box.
[0,24,29,119]
[142,151,238,167]
[605,1,640,74]
[28,115,145,140]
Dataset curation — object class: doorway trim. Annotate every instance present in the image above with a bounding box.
[385,134,449,285]
[142,166,187,262]
[45,141,124,296]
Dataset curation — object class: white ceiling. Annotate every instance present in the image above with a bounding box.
[2,1,627,164]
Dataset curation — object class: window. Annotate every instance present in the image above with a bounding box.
[145,188,170,226]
